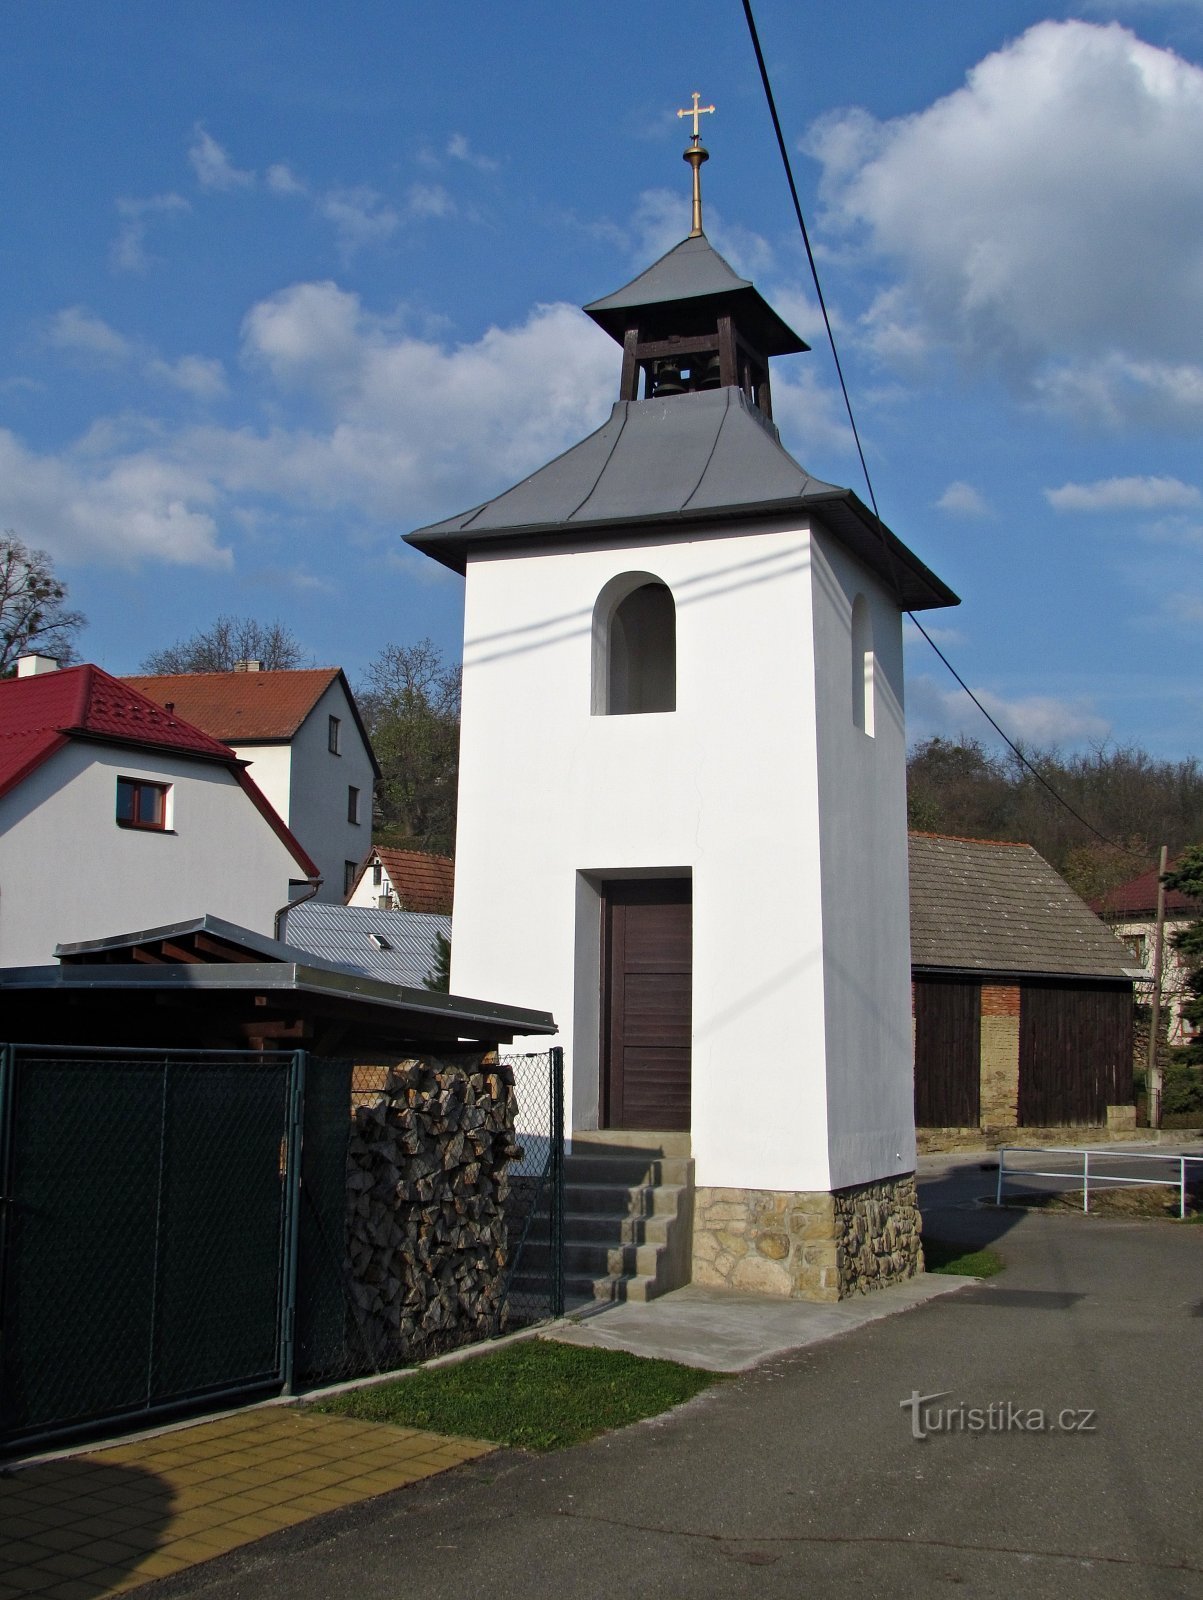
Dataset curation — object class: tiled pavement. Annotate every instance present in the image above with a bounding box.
[0,1407,493,1598]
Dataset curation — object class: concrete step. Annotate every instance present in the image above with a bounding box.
[563,1180,689,1218]
[525,1209,672,1246]
[563,1152,693,1187]
[519,1237,665,1279]
[570,1129,692,1158]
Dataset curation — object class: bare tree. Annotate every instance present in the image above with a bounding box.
[0,532,86,674]
[358,639,461,857]
[140,615,309,674]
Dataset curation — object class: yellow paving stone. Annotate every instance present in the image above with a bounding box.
[216,1515,284,1539]
[29,1553,105,1581]
[69,1540,142,1567]
[0,1518,51,1541]
[124,1552,189,1579]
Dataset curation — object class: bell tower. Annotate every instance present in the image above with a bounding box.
[583,103,808,417]
[407,107,959,1303]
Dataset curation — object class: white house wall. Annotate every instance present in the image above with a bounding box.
[0,743,302,965]
[810,529,916,1188]
[451,520,849,1195]
[231,744,292,823]
[283,680,375,902]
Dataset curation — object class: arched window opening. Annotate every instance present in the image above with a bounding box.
[592,575,677,715]
[851,593,875,738]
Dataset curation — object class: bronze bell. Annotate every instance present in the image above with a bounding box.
[652,359,685,396]
[697,353,722,390]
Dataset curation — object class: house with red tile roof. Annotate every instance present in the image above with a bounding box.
[126,665,379,903]
[346,846,454,915]
[1092,860,1201,1045]
[0,656,318,966]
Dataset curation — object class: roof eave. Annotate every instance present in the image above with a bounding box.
[406,490,960,612]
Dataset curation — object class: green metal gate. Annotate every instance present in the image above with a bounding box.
[0,1045,303,1453]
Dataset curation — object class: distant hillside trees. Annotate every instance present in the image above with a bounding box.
[0,532,85,673]
[140,616,308,673]
[907,736,1203,898]
[358,639,460,859]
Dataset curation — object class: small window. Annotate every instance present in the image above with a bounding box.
[328,715,341,755]
[344,860,358,896]
[851,593,876,738]
[592,573,676,715]
[372,860,382,887]
[116,777,170,831]
[348,786,360,824]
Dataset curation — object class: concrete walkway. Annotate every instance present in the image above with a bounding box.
[547,1272,974,1371]
[0,1409,490,1598]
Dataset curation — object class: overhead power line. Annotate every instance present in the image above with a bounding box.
[739,0,1139,858]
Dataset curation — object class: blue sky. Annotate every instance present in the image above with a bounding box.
[3,0,1203,756]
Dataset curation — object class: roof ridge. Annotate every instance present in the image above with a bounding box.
[908,831,1031,848]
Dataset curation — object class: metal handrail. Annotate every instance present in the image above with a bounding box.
[996,1145,1203,1218]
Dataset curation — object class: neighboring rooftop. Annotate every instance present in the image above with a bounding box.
[281,903,450,987]
[356,847,455,915]
[407,387,957,611]
[1091,860,1201,920]
[0,664,241,797]
[0,665,318,876]
[126,669,378,769]
[909,833,1134,980]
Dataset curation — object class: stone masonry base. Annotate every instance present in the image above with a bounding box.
[692,1174,923,1303]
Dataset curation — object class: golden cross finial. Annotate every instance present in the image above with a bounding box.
[677,92,716,142]
[676,93,715,237]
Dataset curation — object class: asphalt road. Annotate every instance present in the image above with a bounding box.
[155,1158,1203,1600]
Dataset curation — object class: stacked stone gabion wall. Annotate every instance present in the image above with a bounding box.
[345,1054,521,1364]
[693,1173,923,1302]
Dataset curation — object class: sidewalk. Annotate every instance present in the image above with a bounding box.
[0,1408,491,1599]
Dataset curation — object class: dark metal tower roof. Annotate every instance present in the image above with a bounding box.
[405,386,958,611]
[583,234,807,356]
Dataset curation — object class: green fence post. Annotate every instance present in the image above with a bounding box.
[549,1047,565,1318]
[280,1050,307,1396]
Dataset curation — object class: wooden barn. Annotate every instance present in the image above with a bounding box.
[909,834,1136,1147]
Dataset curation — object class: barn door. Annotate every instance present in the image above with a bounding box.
[602,879,691,1130]
[913,978,981,1127]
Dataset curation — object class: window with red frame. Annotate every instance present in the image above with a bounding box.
[116,777,169,830]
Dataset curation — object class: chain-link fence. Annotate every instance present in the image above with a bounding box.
[0,1042,563,1452]
[294,1049,564,1389]
[0,1045,301,1454]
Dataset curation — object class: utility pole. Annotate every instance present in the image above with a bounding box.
[1146,844,1168,1130]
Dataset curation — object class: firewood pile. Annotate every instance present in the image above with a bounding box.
[344,1053,523,1362]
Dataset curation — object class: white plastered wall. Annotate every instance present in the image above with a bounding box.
[450,519,875,1195]
[0,743,304,965]
[282,681,375,902]
[809,529,916,1188]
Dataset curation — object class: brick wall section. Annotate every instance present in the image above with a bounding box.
[981,984,1020,1017]
[693,1175,923,1303]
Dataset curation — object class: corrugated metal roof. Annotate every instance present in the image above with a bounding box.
[406,387,958,612]
[282,903,450,986]
[909,833,1134,980]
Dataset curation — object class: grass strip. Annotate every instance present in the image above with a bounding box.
[310,1338,722,1451]
[923,1238,1004,1277]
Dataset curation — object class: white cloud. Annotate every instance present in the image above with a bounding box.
[47,307,131,363]
[110,193,189,273]
[908,673,1111,747]
[145,355,228,401]
[936,481,991,517]
[406,183,455,220]
[266,163,306,196]
[0,428,231,569]
[317,187,399,260]
[189,124,255,192]
[807,21,1203,422]
[447,133,498,173]
[1045,474,1201,511]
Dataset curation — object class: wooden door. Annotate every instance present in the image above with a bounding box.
[602,879,692,1130]
[1019,982,1133,1127]
[913,978,981,1127]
